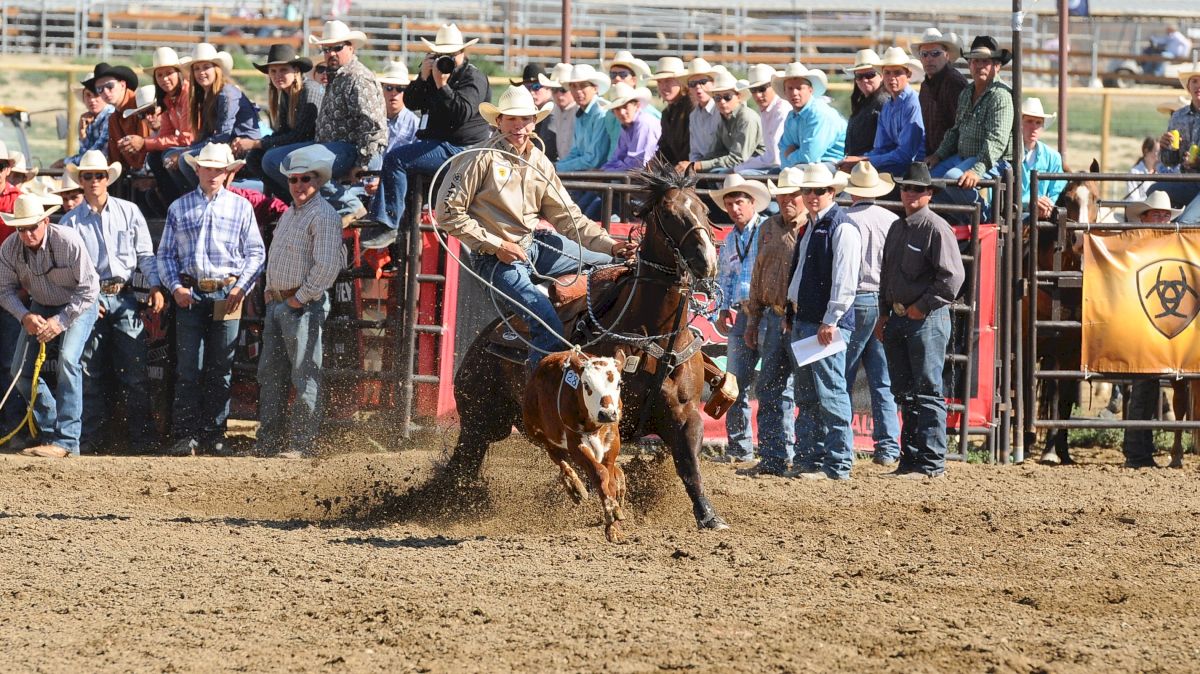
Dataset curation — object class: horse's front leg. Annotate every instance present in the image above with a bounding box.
[659,404,729,531]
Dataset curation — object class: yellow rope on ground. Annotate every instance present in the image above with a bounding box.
[0,341,46,446]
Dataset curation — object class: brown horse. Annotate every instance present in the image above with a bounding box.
[445,162,729,530]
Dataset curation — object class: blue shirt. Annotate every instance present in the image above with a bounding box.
[199,84,262,145]
[157,187,265,293]
[68,105,114,165]
[59,196,158,286]
[556,98,613,172]
[865,86,926,175]
[717,214,763,310]
[1021,140,1066,206]
[779,98,846,168]
[387,108,420,151]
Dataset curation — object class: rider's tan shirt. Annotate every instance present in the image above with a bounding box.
[435,138,616,256]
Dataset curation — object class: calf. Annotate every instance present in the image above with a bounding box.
[523,348,628,542]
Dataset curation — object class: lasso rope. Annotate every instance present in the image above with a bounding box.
[0,340,46,446]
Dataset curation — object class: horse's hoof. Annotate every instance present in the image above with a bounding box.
[605,523,628,544]
[1059,454,1076,466]
[697,514,730,531]
[1169,459,1184,469]
[1038,450,1061,465]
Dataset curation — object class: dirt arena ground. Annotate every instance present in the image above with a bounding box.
[3,436,1199,673]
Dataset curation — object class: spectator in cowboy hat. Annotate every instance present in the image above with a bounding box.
[157,143,265,457]
[540,63,577,161]
[680,71,764,173]
[683,58,721,161]
[915,28,967,157]
[1018,97,1065,220]
[776,62,846,171]
[9,153,37,190]
[238,44,323,204]
[651,56,692,165]
[57,83,115,169]
[0,142,23,221]
[841,49,887,158]
[836,160,901,466]
[711,174,770,463]
[511,64,558,161]
[603,50,661,152]
[1149,63,1200,224]
[257,145,343,459]
[58,150,164,454]
[841,47,926,179]
[52,173,84,212]
[136,47,195,206]
[0,194,99,458]
[555,64,614,172]
[877,162,965,479]
[81,62,149,172]
[367,23,491,248]
[737,64,788,174]
[574,83,661,218]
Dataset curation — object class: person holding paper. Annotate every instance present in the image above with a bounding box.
[157,143,265,457]
[876,162,965,479]
[782,164,862,481]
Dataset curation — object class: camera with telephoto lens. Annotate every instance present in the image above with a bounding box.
[435,55,456,74]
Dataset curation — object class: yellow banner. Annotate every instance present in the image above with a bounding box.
[1082,229,1200,373]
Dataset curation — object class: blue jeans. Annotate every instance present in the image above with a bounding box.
[723,310,759,460]
[167,143,206,192]
[790,320,855,479]
[754,311,796,470]
[258,141,315,204]
[469,230,612,369]
[0,310,21,428]
[931,154,1006,221]
[844,292,900,460]
[257,293,329,453]
[172,285,241,443]
[11,301,98,454]
[80,290,157,449]
[372,139,464,229]
[882,306,952,476]
[1148,179,1200,224]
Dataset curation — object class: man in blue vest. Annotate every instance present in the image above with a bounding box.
[783,164,862,481]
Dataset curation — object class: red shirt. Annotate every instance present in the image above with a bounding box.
[0,182,22,244]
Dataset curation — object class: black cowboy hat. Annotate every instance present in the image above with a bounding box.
[81,62,138,93]
[254,44,314,74]
[510,63,545,86]
[895,162,941,192]
[963,35,1012,66]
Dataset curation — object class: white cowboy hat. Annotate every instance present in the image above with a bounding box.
[606,83,653,109]
[8,152,37,179]
[876,46,925,84]
[479,85,553,126]
[377,60,413,85]
[745,64,781,89]
[309,20,368,49]
[767,166,806,196]
[52,172,81,194]
[843,49,882,76]
[420,23,478,54]
[683,58,717,81]
[709,70,741,94]
[772,62,828,99]
[1126,190,1182,222]
[797,163,849,190]
[650,57,687,81]
[1178,66,1200,91]
[711,174,771,212]
[183,142,245,172]
[1158,95,1190,116]
[562,64,610,95]
[22,176,63,208]
[123,84,158,118]
[144,46,184,75]
[181,43,234,76]
[65,149,123,183]
[607,50,650,78]
[279,144,336,183]
[838,161,895,199]
[915,28,963,62]
[538,62,573,88]
[1,193,59,228]
[1020,97,1057,125]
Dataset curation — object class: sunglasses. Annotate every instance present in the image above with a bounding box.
[288,175,314,184]
[320,43,349,55]
[609,69,634,79]
[383,84,406,93]
[798,187,831,195]
[881,68,910,78]
[80,172,108,181]
[96,81,120,92]
[686,78,712,88]
[551,87,566,95]
[713,92,737,102]
[855,71,879,81]
[750,84,770,94]
[314,65,328,74]
[900,185,932,193]
[523,82,543,92]
[919,49,945,59]
[12,224,38,233]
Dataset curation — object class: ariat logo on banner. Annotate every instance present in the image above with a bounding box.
[1137,259,1200,339]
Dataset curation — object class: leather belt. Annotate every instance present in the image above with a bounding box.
[768,304,787,317]
[181,275,237,293]
[266,287,301,304]
[99,278,127,295]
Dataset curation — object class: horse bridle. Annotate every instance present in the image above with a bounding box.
[637,197,712,283]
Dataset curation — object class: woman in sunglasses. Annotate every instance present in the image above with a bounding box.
[842,49,888,158]
[134,47,195,206]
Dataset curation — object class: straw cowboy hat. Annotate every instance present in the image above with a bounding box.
[279,144,336,183]
[538,62,573,88]
[915,27,963,62]
[1,193,59,228]
[181,43,234,75]
[767,166,806,195]
[479,85,552,126]
[711,173,771,212]
[377,60,414,85]
[682,57,717,81]
[838,160,895,199]
[1178,65,1200,91]
[606,82,652,109]
[81,62,138,93]
[963,35,1012,66]
[65,149,123,183]
[53,172,82,194]
[562,64,610,95]
[144,47,184,75]
[254,44,312,74]
[796,163,849,190]
[1158,95,1190,116]
[420,23,478,53]
[22,176,63,208]
[183,142,245,172]
[8,153,37,180]
[843,49,882,76]
[1126,190,1182,222]
[876,46,925,84]
[746,64,781,89]
[709,70,741,94]
[607,50,651,78]
[650,57,687,81]
[309,20,367,48]
[1020,97,1057,125]
[122,85,158,118]
[772,62,828,98]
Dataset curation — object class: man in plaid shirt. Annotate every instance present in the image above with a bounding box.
[157,143,265,457]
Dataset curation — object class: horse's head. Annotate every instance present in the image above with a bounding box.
[633,160,718,280]
[1056,158,1101,225]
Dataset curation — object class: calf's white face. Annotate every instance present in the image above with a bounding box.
[578,357,623,424]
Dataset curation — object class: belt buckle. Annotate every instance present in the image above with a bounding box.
[893,302,906,316]
[198,279,219,293]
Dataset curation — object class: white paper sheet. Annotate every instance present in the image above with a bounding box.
[790,329,847,368]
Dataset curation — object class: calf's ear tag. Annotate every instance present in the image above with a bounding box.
[622,355,640,373]
[564,369,580,389]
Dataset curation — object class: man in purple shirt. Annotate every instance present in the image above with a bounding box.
[577,83,661,218]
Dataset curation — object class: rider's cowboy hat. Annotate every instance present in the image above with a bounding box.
[772,62,828,98]
[1126,190,1182,222]
[561,64,610,95]
[650,57,688,81]
[65,149,123,183]
[895,161,941,192]
[181,43,234,75]
[838,161,895,199]
[606,82,652,109]
[1020,97,1056,125]
[122,85,158,119]
[183,142,245,172]
[843,49,882,77]
[963,35,1011,66]
[682,57,718,81]
[420,23,478,54]
[538,62,573,88]
[377,60,414,86]
[279,144,336,183]
[81,62,138,93]
[876,46,925,84]
[745,64,781,89]
[144,47,185,75]
[711,174,771,212]
[309,20,367,49]
[254,44,312,74]
[479,85,552,126]
[915,27,963,62]
[797,163,849,191]
[1,193,59,228]
[767,166,806,196]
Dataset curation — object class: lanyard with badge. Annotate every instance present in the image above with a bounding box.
[733,223,758,264]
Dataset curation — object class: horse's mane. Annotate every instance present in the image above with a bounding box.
[632,159,699,202]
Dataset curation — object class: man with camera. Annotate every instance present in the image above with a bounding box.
[366,24,491,249]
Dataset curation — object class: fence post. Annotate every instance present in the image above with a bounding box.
[1100,91,1112,175]
[65,76,78,158]
[202,6,210,43]
[2,0,8,55]
[502,18,510,70]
